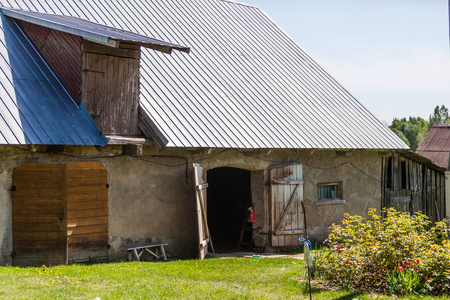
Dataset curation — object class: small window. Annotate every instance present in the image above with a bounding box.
[317,182,342,201]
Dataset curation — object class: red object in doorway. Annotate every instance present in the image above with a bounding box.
[247,206,256,223]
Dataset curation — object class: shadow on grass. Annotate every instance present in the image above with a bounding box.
[302,286,365,300]
[330,291,365,300]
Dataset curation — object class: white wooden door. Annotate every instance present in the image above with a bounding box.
[193,164,213,259]
[270,164,305,247]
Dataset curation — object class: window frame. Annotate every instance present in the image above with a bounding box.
[315,181,345,206]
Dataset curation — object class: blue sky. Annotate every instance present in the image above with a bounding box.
[242,0,450,124]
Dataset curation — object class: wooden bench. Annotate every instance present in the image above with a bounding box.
[127,243,168,261]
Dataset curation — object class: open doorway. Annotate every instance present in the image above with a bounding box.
[207,167,252,253]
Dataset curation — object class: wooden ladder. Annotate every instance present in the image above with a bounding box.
[238,209,253,249]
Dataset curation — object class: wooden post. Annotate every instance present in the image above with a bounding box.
[445,171,450,226]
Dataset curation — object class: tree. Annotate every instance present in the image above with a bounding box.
[428,105,450,128]
[389,116,428,151]
[389,105,449,151]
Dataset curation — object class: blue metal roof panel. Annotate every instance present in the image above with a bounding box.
[0,14,107,145]
[0,0,408,150]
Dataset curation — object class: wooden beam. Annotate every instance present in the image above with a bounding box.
[391,196,411,203]
[82,40,139,59]
[272,180,303,185]
[106,135,150,145]
[273,229,306,235]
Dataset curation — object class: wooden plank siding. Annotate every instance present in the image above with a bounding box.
[13,163,67,266]
[381,153,446,224]
[81,41,140,136]
[269,164,304,247]
[66,162,108,263]
[12,162,109,266]
[17,20,82,104]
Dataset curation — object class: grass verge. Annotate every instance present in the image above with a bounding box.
[0,257,448,299]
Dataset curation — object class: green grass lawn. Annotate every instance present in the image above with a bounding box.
[0,257,448,299]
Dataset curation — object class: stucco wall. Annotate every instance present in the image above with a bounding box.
[0,145,384,265]
[299,150,381,242]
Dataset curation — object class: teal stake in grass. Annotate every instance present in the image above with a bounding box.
[300,200,312,300]
[304,240,311,267]
[300,236,312,300]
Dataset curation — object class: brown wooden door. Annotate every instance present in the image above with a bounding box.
[82,42,140,136]
[13,163,67,266]
[13,162,109,266]
[66,162,108,263]
[270,164,305,247]
[193,164,213,259]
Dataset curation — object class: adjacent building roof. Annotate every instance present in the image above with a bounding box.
[416,124,450,169]
[0,14,107,145]
[0,0,408,149]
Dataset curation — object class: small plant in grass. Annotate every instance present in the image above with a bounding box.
[315,207,450,295]
[386,263,426,296]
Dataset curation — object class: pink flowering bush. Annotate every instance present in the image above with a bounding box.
[314,208,450,295]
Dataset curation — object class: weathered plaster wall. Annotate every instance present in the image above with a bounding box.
[104,155,196,258]
[0,145,383,265]
[299,150,381,242]
[0,145,197,264]
[187,148,382,244]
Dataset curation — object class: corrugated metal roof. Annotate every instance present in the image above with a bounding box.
[0,0,408,150]
[0,14,107,145]
[416,124,450,169]
[1,8,190,54]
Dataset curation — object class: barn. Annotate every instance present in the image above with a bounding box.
[0,0,446,266]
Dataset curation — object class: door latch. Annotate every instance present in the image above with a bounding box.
[59,208,64,221]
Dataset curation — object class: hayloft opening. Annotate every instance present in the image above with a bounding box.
[207,167,252,253]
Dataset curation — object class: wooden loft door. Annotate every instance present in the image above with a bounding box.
[12,162,109,266]
[81,41,140,136]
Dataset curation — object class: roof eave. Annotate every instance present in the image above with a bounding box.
[1,8,190,54]
[399,150,447,173]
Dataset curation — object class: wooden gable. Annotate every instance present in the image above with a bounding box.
[17,20,142,136]
[17,20,82,104]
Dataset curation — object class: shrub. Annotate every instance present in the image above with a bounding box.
[314,208,450,295]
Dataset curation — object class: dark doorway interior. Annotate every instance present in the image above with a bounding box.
[207,167,251,253]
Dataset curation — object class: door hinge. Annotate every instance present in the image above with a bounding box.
[11,185,16,191]
[106,184,110,188]
[83,68,105,74]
